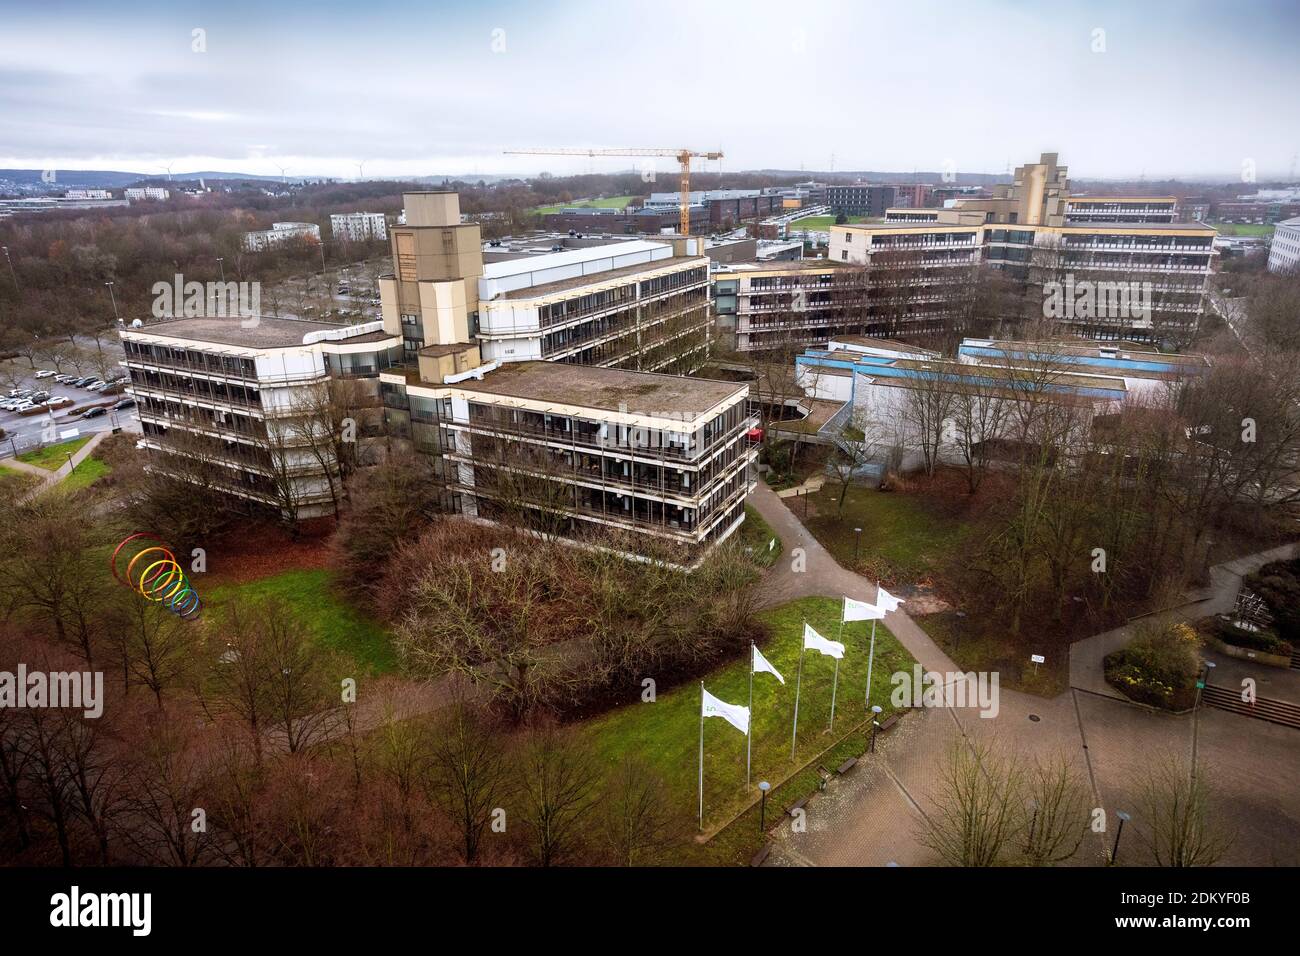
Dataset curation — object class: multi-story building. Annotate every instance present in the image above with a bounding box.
[121,190,757,559]
[1179,197,1211,222]
[642,189,784,228]
[382,193,711,375]
[827,183,896,218]
[243,221,322,252]
[1268,217,1300,274]
[125,187,170,202]
[120,317,402,517]
[380,348,755,559]
[65,189,112,200]
[330,211,388,242]
[1064,197,1178,224]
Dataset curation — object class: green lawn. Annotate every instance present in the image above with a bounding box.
[534,195,638,216]
[61,455,110,492]
[803,484,974,583]
[922,609,1068,697]
[17,436,92,471]
[209,568,398,674]
[736,504,782,567]
[1208,222,1274,237]
[574,595,914,861]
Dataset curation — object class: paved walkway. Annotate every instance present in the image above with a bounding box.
[0,429,110,502]
[749,484,1300,866]
[1068,541,1300,699]
[749,481,958,674]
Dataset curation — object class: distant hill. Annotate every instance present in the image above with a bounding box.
[0,168,287,188]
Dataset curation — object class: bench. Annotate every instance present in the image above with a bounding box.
[786,796,809,817]
[836,757,858,774]
[750,845,772,867]
[879,713,900,732]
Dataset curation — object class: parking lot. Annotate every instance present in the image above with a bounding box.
[1,364,141,457]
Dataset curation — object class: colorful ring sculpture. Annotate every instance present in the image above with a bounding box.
[111,533,202,620]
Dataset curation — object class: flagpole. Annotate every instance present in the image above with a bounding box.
[865,619,878,709]
[791,627,806,761]
[747,643,754,790]
[829,656,841,731]
[698,681,705,831]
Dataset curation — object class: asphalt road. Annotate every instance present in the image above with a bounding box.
[1,364,141,455]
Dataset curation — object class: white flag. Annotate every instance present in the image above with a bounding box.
[803,623,845,660]
[702,686,750,735]
[875,585,905,613]
[843,596,885,622]
[752,645,785,685]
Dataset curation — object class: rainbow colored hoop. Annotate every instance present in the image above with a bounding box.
[111,533,203,620]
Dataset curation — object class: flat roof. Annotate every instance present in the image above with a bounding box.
[123,316,344,348]
[965,339,1211,368]
[481,239,672,280]
[465,361,746,417]
[500,255,703,300]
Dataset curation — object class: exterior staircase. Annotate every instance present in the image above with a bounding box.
[1202,684,1300,730]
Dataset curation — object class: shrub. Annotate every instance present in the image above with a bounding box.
[1209,618,1293,656]
[1242,559,1300,643]
[1104,621,1201,710]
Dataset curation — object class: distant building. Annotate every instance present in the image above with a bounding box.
[1268,217,1300,274]
[826,184,896,218]
[642,189,784,228]
[125,187,170,202]
[330,211,388,242]
[1179,197,1210,221]
[242,221,321,252]
[65,189,111,200]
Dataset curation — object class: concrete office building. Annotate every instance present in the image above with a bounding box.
[120,190,756,558]
[827,184,897,217]
[1268,217,1300,274]
[121,317,402,517]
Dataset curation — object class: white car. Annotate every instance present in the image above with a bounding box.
[46,396,73,409]
[34,370,56,379]
[87,381,110,392]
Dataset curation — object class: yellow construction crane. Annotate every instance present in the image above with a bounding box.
[503,146,724,236]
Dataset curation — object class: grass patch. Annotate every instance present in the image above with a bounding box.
[0,463,39,497]
[209,568,397,675]
[922,609,1067,697]
[533,195,638,216]
[1208,222,1274,237]
[736,504,782,567]
[803,484,973,584]
[61,455,110,492]
[573,595,914,863]
[17,436,92,471]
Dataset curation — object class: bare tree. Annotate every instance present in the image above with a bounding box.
[918,739,1022,867]
[425,700,511,864]
[600,754,682,866]
[1017,755,1089,865]
[1136,753,1234,867]
[515,724,601,867]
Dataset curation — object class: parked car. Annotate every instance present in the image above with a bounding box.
[112,397,136,410]
[71,377,95,387]
[30,390,49,401]
[46,396,73,409]
[12,401,35,413]
[34,369,56,379]
[80,406,108,419]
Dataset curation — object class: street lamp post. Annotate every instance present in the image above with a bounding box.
[758,780,771,833]
[853,527,863,565]
[216,257,226,283]
[869,705,883,752]
[1,245,18,291]
[104,281,119,321]
[1111,810,1131,865]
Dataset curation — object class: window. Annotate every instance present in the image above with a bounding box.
[841,250,848,261]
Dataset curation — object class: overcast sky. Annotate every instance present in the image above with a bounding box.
[2,0,1298,181]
